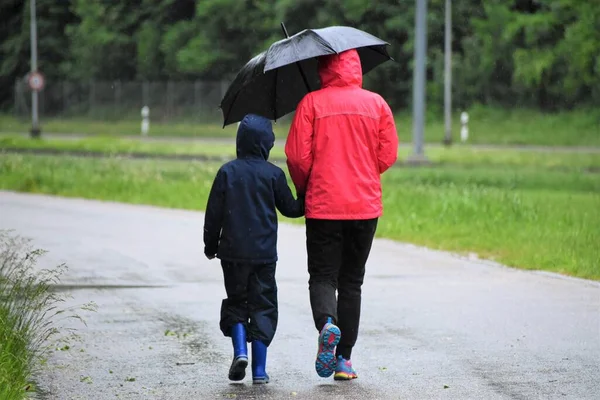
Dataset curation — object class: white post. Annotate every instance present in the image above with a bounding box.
[141,106,150,136]
[460,111,469,142]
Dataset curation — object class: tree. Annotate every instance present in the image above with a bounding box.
[464,0,600,109]
[137,0,196,79]
[65,0,143,80]
[0,0,76,109]
[162,0,278,80]
[0,0,598,112]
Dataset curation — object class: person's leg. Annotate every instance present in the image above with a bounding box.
[246,262,277,384]
[306,218,343,330]
[306,218,344,377]
[246,262,278,346]
[220,261,252,381]
[335,218,378,367]
[220,261,251,336]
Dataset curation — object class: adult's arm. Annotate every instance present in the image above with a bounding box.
[285,95,314,195]
[377,100,399,173]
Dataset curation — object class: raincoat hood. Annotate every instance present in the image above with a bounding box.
[318,49,363,89]
[236,114,275,160]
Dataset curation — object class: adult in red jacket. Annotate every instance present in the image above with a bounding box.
[285,49,398,380]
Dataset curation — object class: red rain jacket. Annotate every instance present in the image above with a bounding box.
[285,49,398,220]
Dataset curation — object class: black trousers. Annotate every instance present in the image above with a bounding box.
[220,261,278,346]
[306,218,378,360]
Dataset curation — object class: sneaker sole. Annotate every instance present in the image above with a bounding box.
[228,356,248,381]
[315,324,341,378]
[334,371,358,381]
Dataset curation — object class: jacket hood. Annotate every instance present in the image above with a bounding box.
[236,114,275,160]
[318,49,363,89]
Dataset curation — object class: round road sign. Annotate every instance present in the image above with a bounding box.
[28,71,45,91]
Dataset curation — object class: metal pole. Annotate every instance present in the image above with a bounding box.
[443,0,452,146]
[281,22,312,93]
[409,0,428,163]
[14,81,19,118]
[30,0,40,138]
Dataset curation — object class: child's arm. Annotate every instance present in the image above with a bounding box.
[274,169,305,218]
[203,169,226,259]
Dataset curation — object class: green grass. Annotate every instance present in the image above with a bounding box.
[0,235,38,400]
[2,134,600,171]
[423,104,600,146]
[1,154,598,280]
[0,135,237,158]
[0,234,61,400]
[0,114,242,138]
[2,105,599,145]
[0,233,95,400]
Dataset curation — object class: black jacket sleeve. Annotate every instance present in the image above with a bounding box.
[274,169,305,218]
[203,168,226,257]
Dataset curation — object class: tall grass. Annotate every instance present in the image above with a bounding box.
[0,231,95,400]
[2,135,600,172]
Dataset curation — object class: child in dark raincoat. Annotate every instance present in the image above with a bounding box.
[203,114,304,384]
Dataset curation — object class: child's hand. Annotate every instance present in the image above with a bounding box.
[204,245,217,260]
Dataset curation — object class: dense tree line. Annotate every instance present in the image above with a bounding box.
[1,0,598,112]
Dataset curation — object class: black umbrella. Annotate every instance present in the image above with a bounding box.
[220,24,393,127]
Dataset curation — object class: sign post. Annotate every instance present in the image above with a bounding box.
[443,0,452,146]
[28,72,45,92]
[30,0,41,138]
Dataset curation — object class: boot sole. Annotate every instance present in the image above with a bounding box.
[228,356,248,381]
[315,324,341,378]
[252,376,270,384]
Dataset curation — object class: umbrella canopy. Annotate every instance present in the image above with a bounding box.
[264,26,391,74]
[220,26,393,127]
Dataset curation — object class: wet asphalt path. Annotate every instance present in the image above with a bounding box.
[1,191,599,400]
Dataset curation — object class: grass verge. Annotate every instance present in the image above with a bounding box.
[1,154,598,280]
[0,231,95,399]
[2,105,599,145]
[2,135,600,171]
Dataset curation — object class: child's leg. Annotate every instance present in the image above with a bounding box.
[221,261,252,381]
[247,262,277,384]
[220,261,252,337]
[247,262,278,345]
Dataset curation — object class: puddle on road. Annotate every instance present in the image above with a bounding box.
[157,313,225,365]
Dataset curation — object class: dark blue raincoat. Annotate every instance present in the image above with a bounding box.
[203,114,304,264]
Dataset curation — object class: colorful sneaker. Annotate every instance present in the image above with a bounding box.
[315,317,341,378]
[334,356,358,380]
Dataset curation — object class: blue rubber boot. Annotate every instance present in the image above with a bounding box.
[251,340,270,384]
[228,323,248,381]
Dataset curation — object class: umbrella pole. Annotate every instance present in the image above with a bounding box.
[280,22,312,93]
